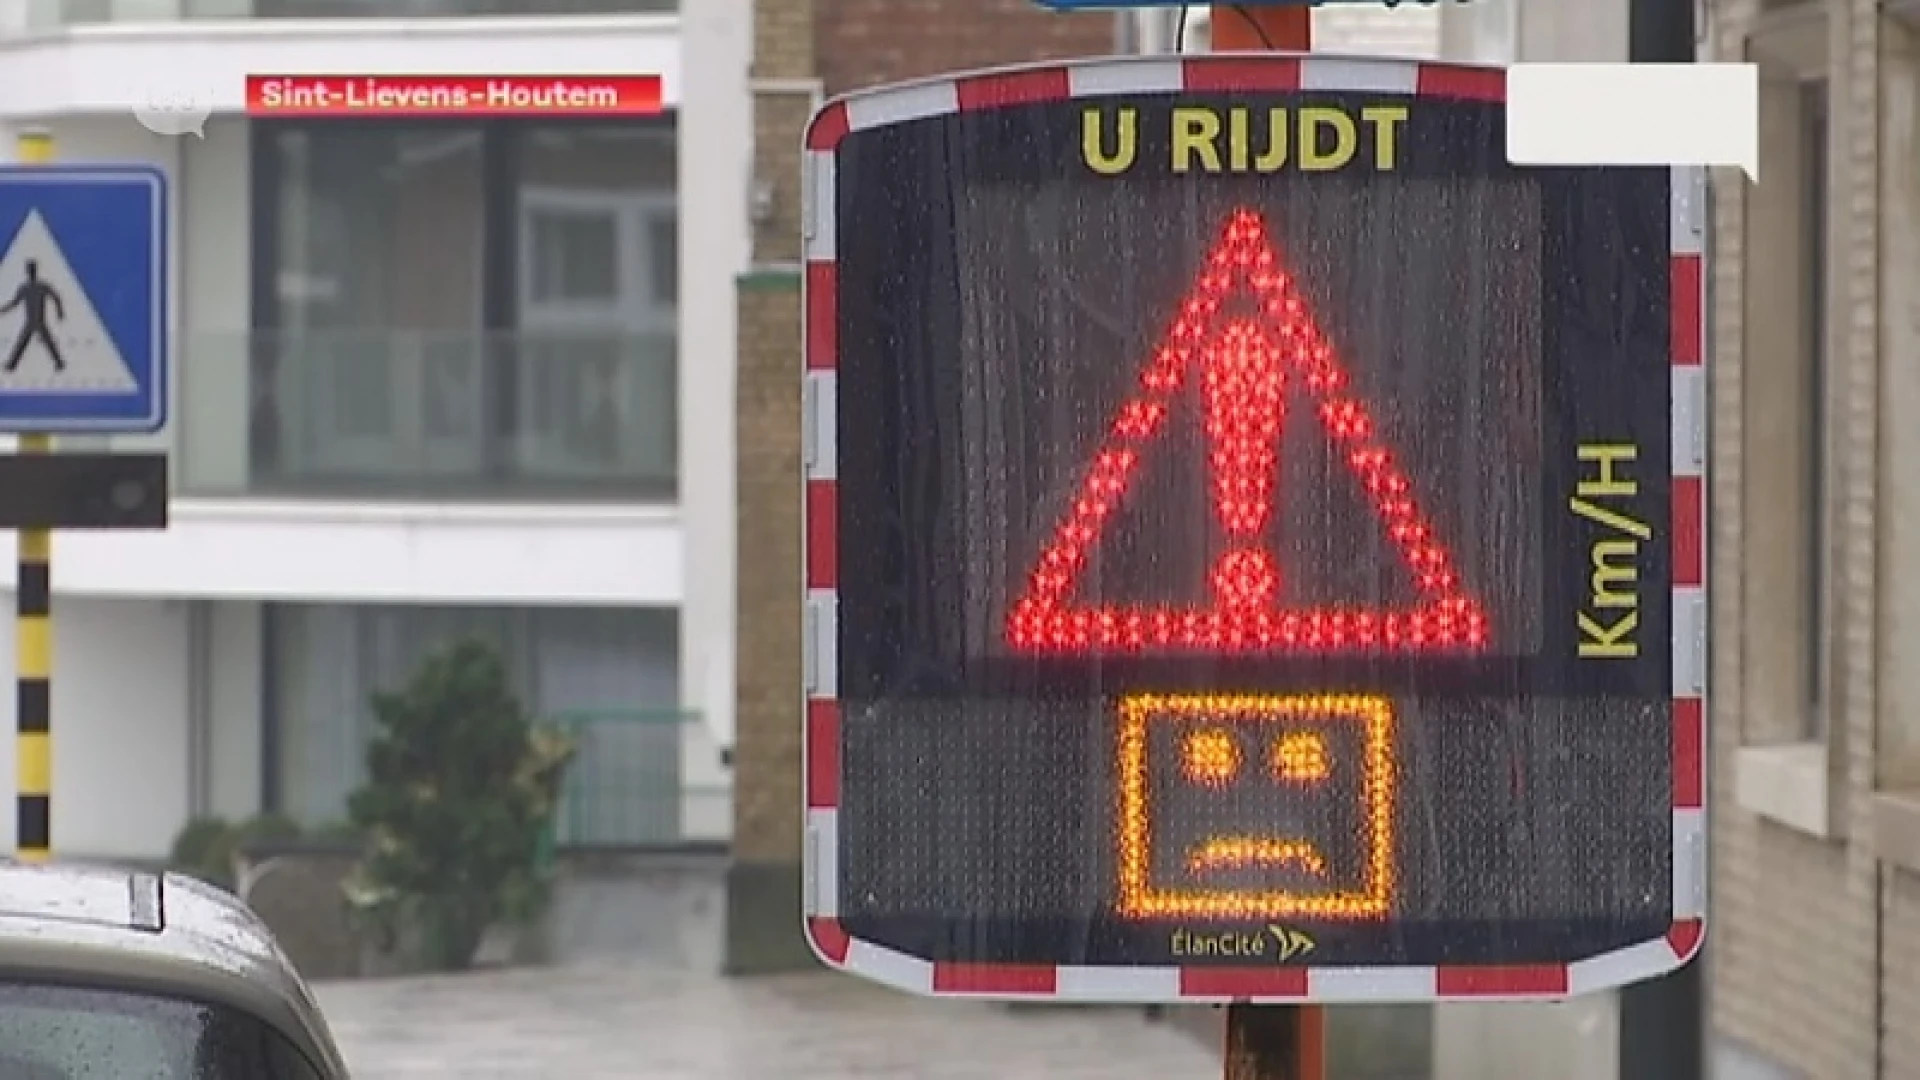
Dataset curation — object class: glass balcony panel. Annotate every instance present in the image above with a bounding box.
[163,329,675,500]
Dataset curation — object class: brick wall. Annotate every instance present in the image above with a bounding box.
[1705,0,1883,1076]
[1884,869,1920,1069]
[732,274,805,870]
[726,0,819,975]
[814,0,1115,96]
[1881,13,1920,1075]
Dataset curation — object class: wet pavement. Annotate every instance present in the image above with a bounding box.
[314,961,1219,1079]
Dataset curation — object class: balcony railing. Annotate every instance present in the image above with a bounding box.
[82,329,677,501]
[546,710,729,849]
[27,0,673,28]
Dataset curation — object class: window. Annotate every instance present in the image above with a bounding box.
[251,120,679,496]
[1737,62,1830,746]
[646,211,679,306]
[271,127,484,333]
[527,209,620,304]
[0,981,325,1079]
[266,603,680,827]
[1801,80,1828,731]
[1730,28,1839,837]
[513,128,678,481]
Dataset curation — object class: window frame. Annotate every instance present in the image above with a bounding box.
[1800,78,1831,727]
[1729,3,1843,839]
[247,116,679,498]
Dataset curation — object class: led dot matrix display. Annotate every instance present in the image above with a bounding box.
[1118,693,1396,921]
[820,63,1686,994]
[1006,209,1490,658]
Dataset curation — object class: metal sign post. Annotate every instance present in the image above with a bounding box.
[0,135,172,862]
[798,29,1704,1080]
[12,131,52,864]
[1616,0,1707,1073]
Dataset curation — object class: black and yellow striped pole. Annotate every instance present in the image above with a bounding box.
[14,128,52,864]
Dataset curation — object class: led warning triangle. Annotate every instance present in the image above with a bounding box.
[0,210,138,393]
[1005,208,1490,656]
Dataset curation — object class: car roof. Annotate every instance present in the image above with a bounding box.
[0,861,348,1077]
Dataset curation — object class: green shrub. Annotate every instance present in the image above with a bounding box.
[233,811,303,852]
[167,815,237,891]
[167,812,310,893]
[342,637,575,972]
[309,819,367,847]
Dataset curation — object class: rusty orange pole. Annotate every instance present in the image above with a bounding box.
[1206,1,1320,1069]
[1224,1001,1324,1080]
[1209,3,1311,51]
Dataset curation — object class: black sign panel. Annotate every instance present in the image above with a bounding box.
[0,452,168,529]
[818,65,1676,989]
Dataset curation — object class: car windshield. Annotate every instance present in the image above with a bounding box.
[0,980,324,1079]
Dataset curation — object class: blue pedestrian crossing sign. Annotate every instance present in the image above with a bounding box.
[0,165,167,434]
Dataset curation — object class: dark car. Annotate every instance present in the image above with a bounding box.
[0,860,350,1078]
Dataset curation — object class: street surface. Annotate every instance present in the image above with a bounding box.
[315,962,1218,1078]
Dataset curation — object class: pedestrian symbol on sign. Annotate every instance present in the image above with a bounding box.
[2,259,66,374]
[0,208,139,393]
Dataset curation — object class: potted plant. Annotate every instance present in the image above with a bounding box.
[342,637,574,972]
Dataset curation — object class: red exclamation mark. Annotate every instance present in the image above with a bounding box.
[1203,321,1285,611]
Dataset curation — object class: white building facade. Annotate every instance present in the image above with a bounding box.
[0,0,752,859]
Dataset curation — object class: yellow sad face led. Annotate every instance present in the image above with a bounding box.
[1117,693,1396,921]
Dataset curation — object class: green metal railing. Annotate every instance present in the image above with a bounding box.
[543,710,730,851]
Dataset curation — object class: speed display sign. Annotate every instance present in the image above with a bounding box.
[799,55,1706,1003]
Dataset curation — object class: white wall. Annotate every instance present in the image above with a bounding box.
[177,116,251,485]
[206,599,262,821]
[0,597,190,859]
[0,503,684,606]
[677,0,751,755]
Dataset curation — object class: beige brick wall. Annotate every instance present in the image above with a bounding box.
[732,274,805,866]
[1707,0,1896,1076]
[753,0,814,79]
[1879,19,1920,788]
[1884,869,1920,1073]
[749,91,813,266]
[1874,14,1920,1079]
[725,0,818,976]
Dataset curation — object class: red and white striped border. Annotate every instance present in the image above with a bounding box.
[799,54,1707,1004]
